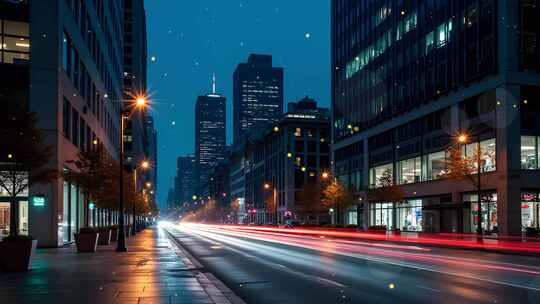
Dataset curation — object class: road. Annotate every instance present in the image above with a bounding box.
[165,223,540,304]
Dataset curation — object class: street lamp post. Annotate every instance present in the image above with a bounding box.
[458,133,483,243]
[132,160,150,236]
[117,95,149,253]
[264,183,278,225]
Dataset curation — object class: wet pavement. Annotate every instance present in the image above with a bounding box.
[0,228,238,304]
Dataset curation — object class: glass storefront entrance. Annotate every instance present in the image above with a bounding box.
[397,200,423,231]
[370,202,394,229]
[463,193,498,233]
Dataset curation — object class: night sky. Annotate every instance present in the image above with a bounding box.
[144,1,330,206]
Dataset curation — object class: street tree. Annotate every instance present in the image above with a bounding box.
[0,102,57,237]
[321,179,353,225]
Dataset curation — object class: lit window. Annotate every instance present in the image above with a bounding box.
[521,136,537,170]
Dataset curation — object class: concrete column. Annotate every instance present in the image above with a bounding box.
[496,85,522,236]
[362,139,370,230]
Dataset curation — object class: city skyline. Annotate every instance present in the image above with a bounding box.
[144,0,330,205]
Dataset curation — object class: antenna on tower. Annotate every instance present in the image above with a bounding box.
[212,73,216,94]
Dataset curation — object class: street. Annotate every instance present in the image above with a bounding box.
[166,223,540,304]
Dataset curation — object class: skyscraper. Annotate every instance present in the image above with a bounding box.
[123,0,148,175]
[195,77,226,193]
[331,0,540,236]
[233,54,283,144]
[146,116,158,203]
[174,155,196,207]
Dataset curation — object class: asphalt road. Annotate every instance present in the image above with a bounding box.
[166,223,540,304]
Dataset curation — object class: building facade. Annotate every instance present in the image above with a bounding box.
[1,0,129,246]
[174,155,196,208]
[195,91,226,195]
[122,0,148,179]
[331,0,540,235]
[146,115,158,203]
[233,54,284,144]
[229,97,331,224]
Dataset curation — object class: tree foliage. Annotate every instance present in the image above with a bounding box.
[0,102,57,236]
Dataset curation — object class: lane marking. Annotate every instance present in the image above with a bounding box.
[176,226,540,293]
[415,285,441,293]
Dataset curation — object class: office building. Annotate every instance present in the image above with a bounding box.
[233,54,284,144]
[0,0,128,246]
[174,155,196,207]
[331,0,540,235]
[123,0,148,180]
[195,79,226,194]
[229,97,330,224]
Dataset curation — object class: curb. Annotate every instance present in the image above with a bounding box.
[165,229,247,304]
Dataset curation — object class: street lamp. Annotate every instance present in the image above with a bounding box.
[117,95,149,252]
[264,182,278,225]
[132,160,151,236]
[457,132,483,243]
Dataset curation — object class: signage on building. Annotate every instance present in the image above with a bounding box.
[32,195,46,207]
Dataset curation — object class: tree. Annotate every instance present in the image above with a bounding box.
[367,169,404,204]
[0,102,57,237]
[67,144,115,227]
[321,179,353,225]
[443,143,495,236]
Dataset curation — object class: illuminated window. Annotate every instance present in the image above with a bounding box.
[0,19,30,64]
[521,136,537,170]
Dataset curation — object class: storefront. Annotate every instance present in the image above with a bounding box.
[0,187,28,240]
[369,202,394,229]
[521,192,540,231]
[397,200,423,232]
[463,192,498,234]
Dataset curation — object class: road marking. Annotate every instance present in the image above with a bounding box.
[317,276,346,288]
[415,285,441,293]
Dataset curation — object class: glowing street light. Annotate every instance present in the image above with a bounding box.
[117,93,151,252]
[322,171,330,179]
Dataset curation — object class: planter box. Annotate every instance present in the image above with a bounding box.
[75,233,99,253]
[110,228,118,242]
[0,239,38,272]
[97,229,112,245]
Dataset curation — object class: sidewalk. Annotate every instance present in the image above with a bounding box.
[0,228,240,304]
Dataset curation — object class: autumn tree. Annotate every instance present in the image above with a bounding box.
[321,179,353,225]
[0,102,57,237]
[67,143,113,227]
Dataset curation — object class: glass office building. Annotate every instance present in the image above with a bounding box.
[332,0,540,235]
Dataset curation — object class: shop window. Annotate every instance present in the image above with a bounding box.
[521,136,537,170]
[397,200,422,232]
[426,151,446,180]
[521,192,540,231]
[294,128,302,137]
[464,193,498,233]
[397,157,422,185]
[369,202,394,229]
[369,163,393,188]
[0,203,9,239]
[469,138,496,173]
